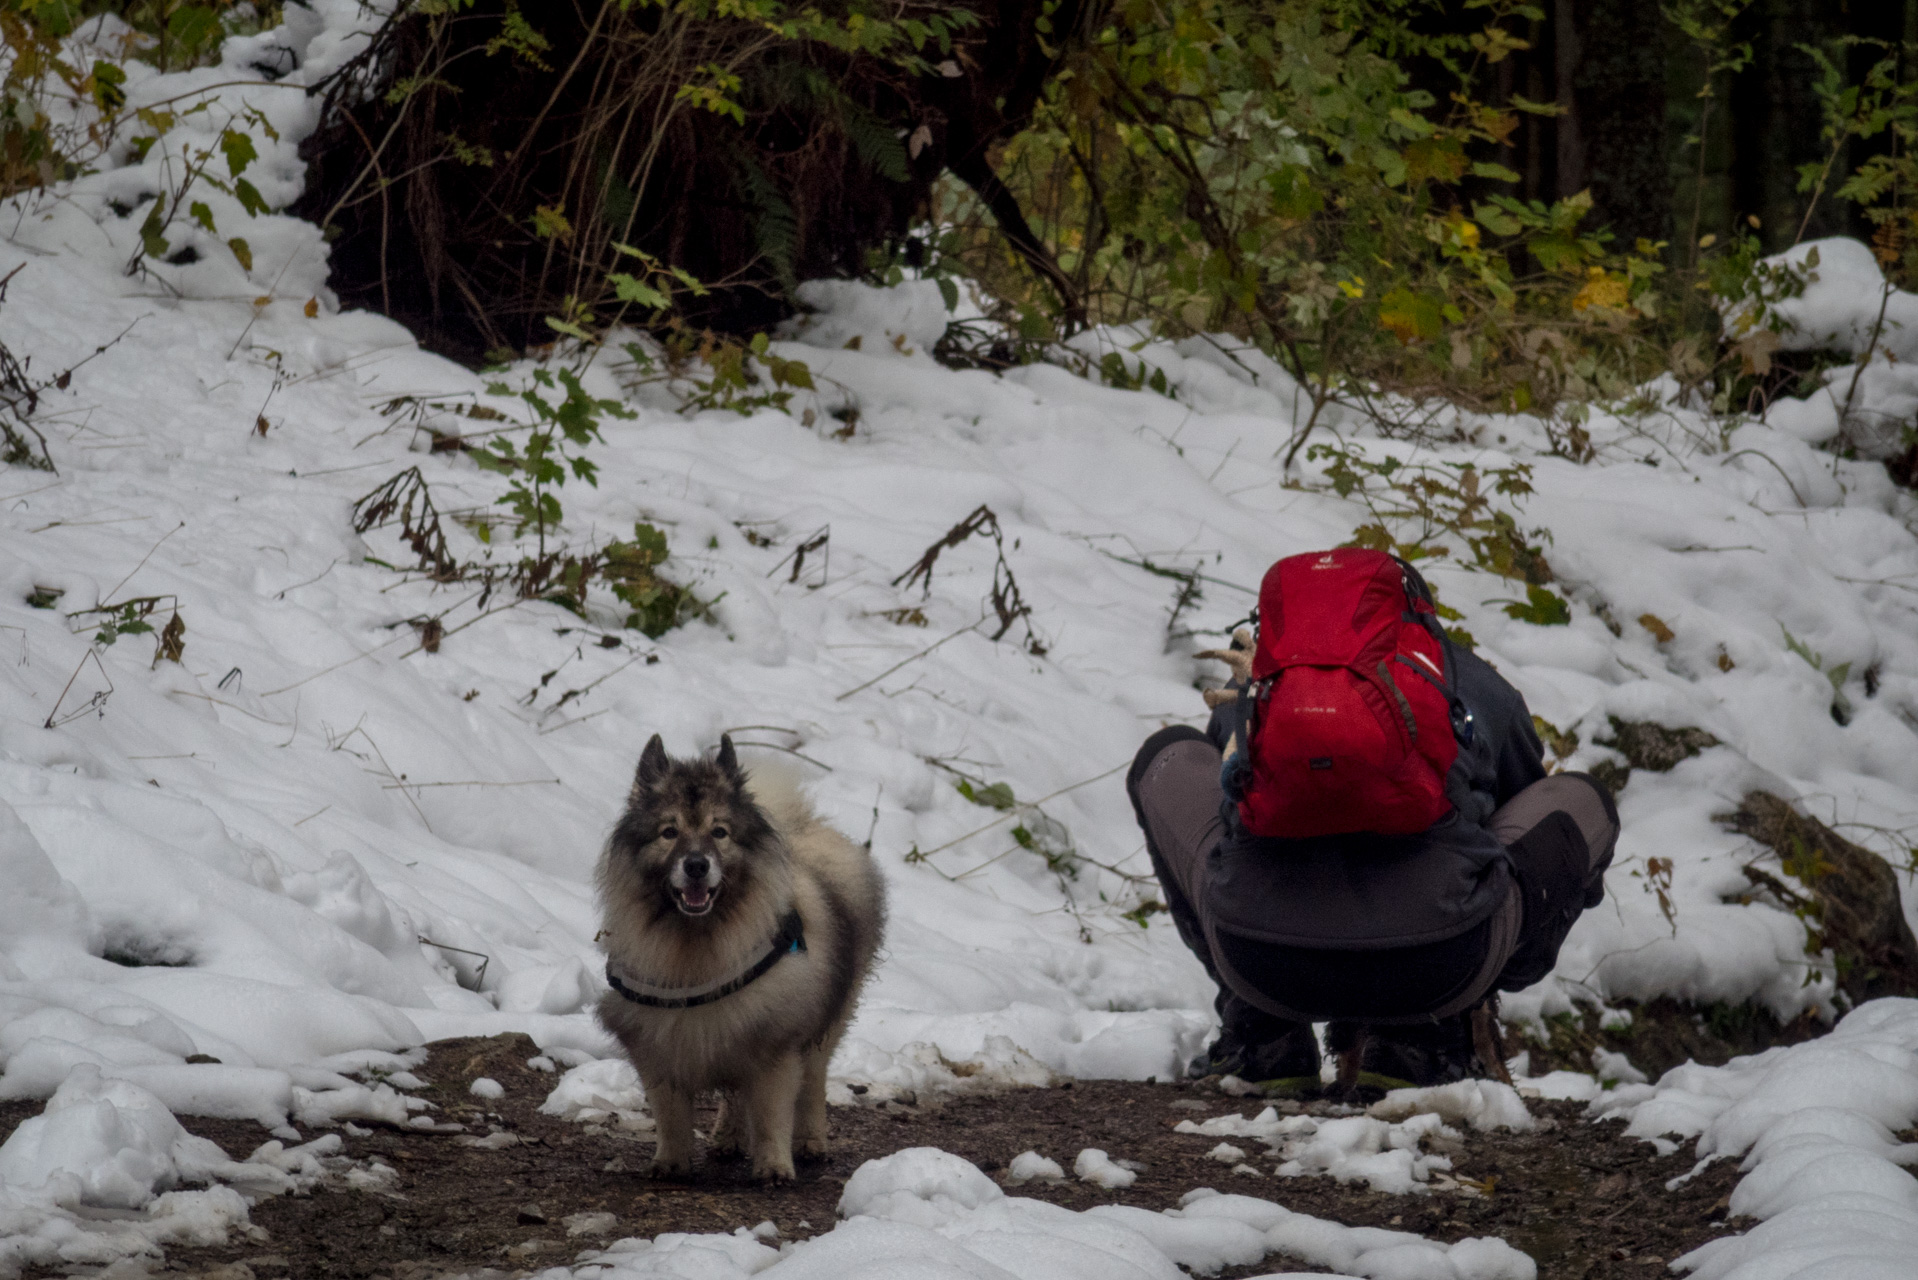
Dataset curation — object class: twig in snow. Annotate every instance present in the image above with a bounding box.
[1839,278,1895,439]
[1722,449,1806,507]
[42,648,113,728]
[381,778,560,790]
[907,762,1129,862]
[102,521,185,601]
[835,618,983,701]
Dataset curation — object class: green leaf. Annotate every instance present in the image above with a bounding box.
[1470,161,1522,183]
[227,237,252,272]
[532,204,573,241]
[219,129,258,179]
[1498,584,1571,626]
[543,316,594,341]
[232,178,269,217]
[1266,164,1324,220]
[89,60,126,112]
[1378,287,1443,343]
[189,201,216,233]
[167,4,222,53]
[1528,233,1584,273]
[608,272,669,309]
[631,522,671,562]
[1403,137,1468,185]
[956,779,1017,810]
[937,277,959,312]
[1473,202,1523,237]
[138,197,169,260]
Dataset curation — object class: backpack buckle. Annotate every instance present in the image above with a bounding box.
[1451,702,1476,747]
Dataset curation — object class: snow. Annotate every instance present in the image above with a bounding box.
[552,1149,1534,1279]
[0,5,1911,1278]
[1172,1097,1525,1194]
[1369,1081,1538,1133]
[1003,1151,1065,1185]
[1071,1148,1137,1189]
[1592,998,1918,1280]
[1750,237,1918,458]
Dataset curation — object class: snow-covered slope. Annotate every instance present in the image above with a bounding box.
[1,6,1917,1278]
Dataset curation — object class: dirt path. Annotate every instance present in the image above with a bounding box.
[4,1034,1749,1279]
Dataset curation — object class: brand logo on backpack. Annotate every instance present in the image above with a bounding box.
[1222,549,1467,839]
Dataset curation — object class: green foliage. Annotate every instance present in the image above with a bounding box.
[602,521,706,638]
[475,366,634,556]
[623,328,816,416]
[1493,583,1571,627]
[91,599,152,647]
[1011,817,1080,880]
[1308,440,1553,585]
[1805,38,1918,287]
[0,1,278,205]
[121,99,279,275]
[70,595,186,667]
[956,779,1018,810]
[1781,625,1854,725]
[926,0,1697,450]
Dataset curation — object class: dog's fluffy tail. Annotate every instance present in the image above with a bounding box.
[740,755,823,836]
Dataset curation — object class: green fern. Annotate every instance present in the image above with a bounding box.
[836,94,911,184]
[755,63,909,184]
[728,144,799,290]
[594,145,637,242]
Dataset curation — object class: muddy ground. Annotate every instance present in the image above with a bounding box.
[3,1033,1757,1280]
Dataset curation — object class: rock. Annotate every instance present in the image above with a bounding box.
[1591,718,1722,796]
[1887,441,1917,490]
[1719,790,1918,1003]
[563,1211,619,1236]
[1602,718,1720,770]
[516,1202,548,1225]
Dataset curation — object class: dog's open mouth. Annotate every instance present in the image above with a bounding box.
[673,883,716,915]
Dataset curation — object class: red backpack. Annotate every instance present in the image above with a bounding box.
[1224,549,1469,839]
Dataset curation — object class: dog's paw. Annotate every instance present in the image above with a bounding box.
[794,1136,829,1161]
[751,1156,797,1184]
[644,1158,693,1180]
[708,1139,746,1162]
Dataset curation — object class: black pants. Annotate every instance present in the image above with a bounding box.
[1128,727,1618,1026]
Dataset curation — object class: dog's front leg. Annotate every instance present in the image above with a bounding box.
[645,1079,697,1178]
[742,1052,804,1183]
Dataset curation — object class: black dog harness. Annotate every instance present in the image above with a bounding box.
[604,909,806,1009]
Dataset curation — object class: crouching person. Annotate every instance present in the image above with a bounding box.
[1127,549,1618,1094]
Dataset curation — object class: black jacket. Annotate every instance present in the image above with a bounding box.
[1201,646,1547,1019]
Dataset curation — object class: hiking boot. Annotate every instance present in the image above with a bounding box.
[1360,1018,1476,1088]
[1187,1020,1320,1092]
[1325,1015,1477,1095]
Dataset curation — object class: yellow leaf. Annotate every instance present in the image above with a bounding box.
[304,297,319,319]
[1571,274,1630,312]
[1638,613,1674,643]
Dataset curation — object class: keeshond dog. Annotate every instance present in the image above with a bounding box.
[594,733,884,1182]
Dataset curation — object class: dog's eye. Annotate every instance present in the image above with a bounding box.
[711,826,729,841]
[658,825,678,842]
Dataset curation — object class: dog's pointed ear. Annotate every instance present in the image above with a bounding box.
[635,734,670,788]
[715,733,743,783]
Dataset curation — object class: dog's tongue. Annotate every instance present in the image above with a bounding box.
[682,884,711,909]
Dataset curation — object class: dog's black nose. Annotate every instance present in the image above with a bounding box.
[682,855,710,881]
